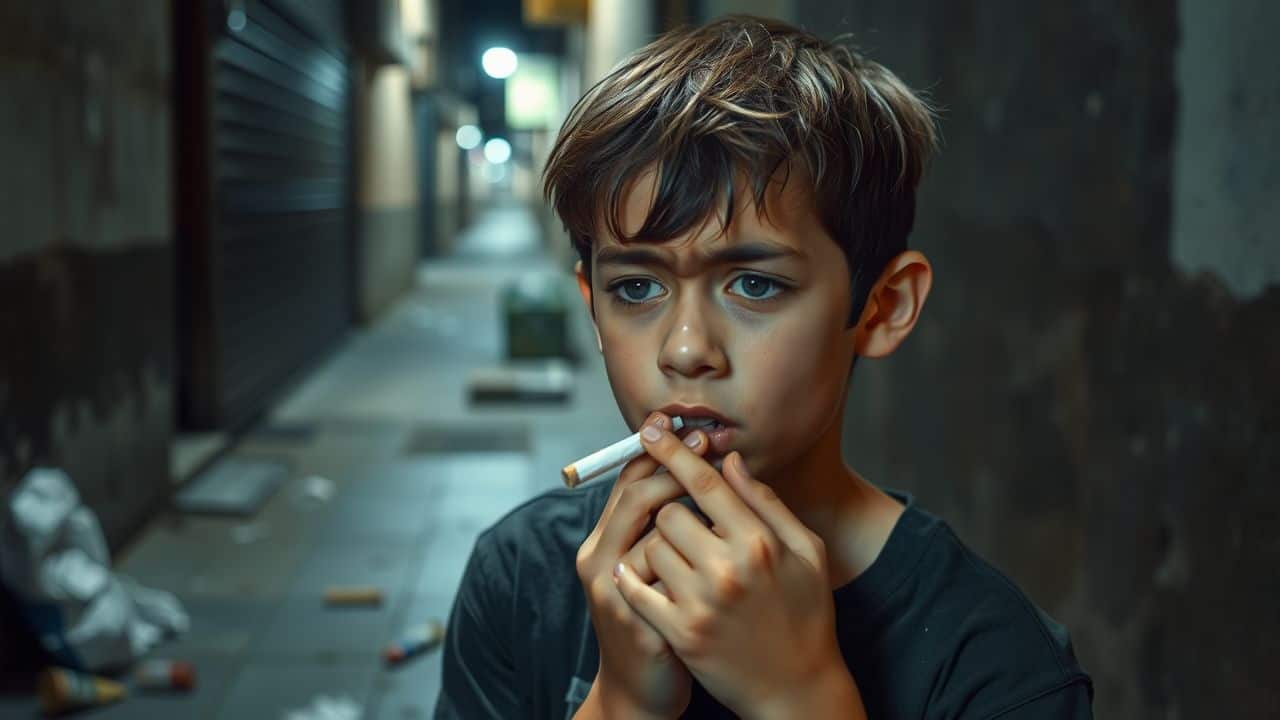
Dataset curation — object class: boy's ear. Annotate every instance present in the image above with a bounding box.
[853,250,933,359]
[575,260,604,354]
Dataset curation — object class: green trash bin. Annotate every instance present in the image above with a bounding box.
[502,273,574,362]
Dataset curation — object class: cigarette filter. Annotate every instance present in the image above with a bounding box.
[324,586,384,606]
[562,417,685,488]
[382,619,446,665]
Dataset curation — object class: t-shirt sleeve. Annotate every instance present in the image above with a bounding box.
[433,531,522,719]
[985,677,1094,720]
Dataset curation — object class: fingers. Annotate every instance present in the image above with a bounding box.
[613,561,679,644]
[722,452,824,568]
[592,423,712,563]
[638,424,765,542]
[595,468,684,562]
[594,414,675,535]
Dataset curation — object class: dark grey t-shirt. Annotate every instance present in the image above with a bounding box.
[434,481,1093,719]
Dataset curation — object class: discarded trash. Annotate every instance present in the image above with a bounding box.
[467,360,573,404]
[0,468,189,671]
[298,475,336,504]
[230,521,271,545]
[382,620,445,665]
[323,586,382,607]
[38,667,127,716]
[283,693,362,720]
[133,658,196,692]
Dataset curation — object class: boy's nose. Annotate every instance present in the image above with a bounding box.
[657,318,728,380]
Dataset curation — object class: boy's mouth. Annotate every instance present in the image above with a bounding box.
[655,404,738,456]
[681,415,725,431]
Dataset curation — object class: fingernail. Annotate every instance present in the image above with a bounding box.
[683,432,701,448]
[613,562,625,580]
[641,425,662,441]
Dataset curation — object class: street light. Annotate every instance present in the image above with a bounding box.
[483,138,512,164]
[481,47,518,79]
[455,125,482,150]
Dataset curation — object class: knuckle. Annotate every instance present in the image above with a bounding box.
[742,532,777,571]
[711,565,745,601]
[690,468,720,494]
[634,626,665,655]
[617,484,641,510]
[676,611,713,658]
[755,481,778,502]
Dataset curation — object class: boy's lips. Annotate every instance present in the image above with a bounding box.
[655,403,738,456]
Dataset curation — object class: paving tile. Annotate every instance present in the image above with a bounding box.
[412,522,488,599]
[367,650,445,720]
[213,659,377,720]
[253,591,404,661]
[165,595,276,657]
[185,538,308,601]
[0,653,242,720]
[320,492,434,544]
[286,538,419,599]
[353,593,455,719]
[90,653,242,720]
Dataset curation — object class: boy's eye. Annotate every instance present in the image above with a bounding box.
[612,278,665,303]
[728,274,784,300]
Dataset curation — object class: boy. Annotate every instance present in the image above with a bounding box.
[435,15,1093,720]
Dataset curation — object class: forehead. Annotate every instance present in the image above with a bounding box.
[598,162,824,255]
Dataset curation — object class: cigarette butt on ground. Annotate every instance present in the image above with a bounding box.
[382,619,447,665]
[38,667,127,716]
[324,586,383,606]
[134,659,196,692]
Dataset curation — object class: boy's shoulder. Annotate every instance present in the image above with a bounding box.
[472,479,612,565]
[845,493,1093,718]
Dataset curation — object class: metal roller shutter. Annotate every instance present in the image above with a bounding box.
[177,0,353,430]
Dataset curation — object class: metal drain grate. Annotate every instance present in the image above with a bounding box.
[401,424,531,455]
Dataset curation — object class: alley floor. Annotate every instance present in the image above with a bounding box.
[0,200,628,719]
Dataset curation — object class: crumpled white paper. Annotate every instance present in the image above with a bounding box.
[282,694,362,720]
[0,467,189,671]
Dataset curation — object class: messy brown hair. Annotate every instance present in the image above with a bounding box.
[542,14,939,326]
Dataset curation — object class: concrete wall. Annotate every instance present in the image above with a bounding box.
[585,0,655,87]
[0,2,173,550]
[790,1,1279,717]
[356,62,420,322]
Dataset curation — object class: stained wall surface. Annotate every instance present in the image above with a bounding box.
[787,1,1280,717]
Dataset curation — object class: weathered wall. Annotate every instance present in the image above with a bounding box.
[0,2,173,550]
[790,1,1280,717]
[356,61,420,323]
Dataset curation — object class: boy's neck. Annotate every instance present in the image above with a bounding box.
[761,417,905,591]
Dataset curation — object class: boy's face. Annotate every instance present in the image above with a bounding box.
[578,166,860,482]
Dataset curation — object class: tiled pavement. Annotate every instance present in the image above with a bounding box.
[0,201,626,718]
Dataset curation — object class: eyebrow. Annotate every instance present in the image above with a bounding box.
[595,242,802,269]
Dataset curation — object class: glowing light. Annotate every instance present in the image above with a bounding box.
[481,47,518,79]
[455,125,482,150]
[484,163,507,182]
[483,138,512,164]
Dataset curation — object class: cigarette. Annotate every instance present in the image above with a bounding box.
[562,417,686,488]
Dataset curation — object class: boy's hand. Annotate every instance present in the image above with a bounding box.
[575,413,712,720]
[612,426,858,719]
